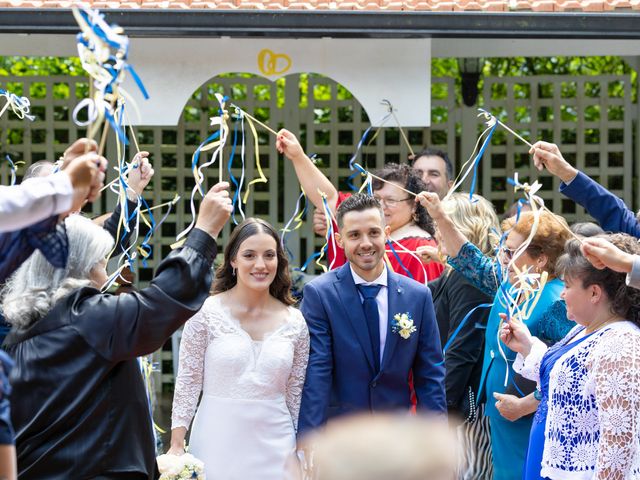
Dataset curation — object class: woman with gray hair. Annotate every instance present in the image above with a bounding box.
[1,182,232,480]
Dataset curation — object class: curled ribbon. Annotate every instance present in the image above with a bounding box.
[241,109,268,204]
[4,155,24,186]
[297,190,338,274]
[72,5,148,150]
[346,111,392,190]
[281,188,308,261]
[0,89,35,121]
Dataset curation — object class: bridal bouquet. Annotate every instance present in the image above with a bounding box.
[157,453,205,480]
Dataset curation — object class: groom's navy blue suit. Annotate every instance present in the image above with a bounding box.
[298,263,446,436]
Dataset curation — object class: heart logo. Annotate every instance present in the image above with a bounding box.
[257,49,292,76]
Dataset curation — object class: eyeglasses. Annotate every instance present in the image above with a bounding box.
[373,196,412,208]
[500,245,542,261]
[500,246,516,260]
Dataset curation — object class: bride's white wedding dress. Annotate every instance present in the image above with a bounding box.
[171,295,310,479]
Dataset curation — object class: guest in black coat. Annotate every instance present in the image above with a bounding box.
[1,182,232,480]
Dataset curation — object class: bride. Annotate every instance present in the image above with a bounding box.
[168,217,310,479]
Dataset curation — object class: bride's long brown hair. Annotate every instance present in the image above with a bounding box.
[212,217,295,306]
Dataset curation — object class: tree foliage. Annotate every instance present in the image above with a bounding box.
[1,54,634,105]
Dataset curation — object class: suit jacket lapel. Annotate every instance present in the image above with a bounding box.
[381,272,402,371]
[334,264,376,371]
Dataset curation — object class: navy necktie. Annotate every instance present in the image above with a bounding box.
[356,284,382,372]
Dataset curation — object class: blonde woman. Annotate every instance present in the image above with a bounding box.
[419,193,500,480]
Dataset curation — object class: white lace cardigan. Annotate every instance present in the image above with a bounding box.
[515,321,640,480]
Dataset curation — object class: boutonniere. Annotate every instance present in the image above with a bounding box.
[392,312,417,340]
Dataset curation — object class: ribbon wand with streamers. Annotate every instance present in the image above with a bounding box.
[72,5,149,155]
[381,99,415,158]
[174,94,230,245]
[478,108,533,149]
[508,173,583,245]
[230,103,278,136]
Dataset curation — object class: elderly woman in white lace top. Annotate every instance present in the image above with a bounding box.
[500,233,640,480]
[168,218,310,479]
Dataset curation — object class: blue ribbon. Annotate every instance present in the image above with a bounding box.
[297,250,323,273]
[151,198,177,236]
[78,9,128,51]
[297,195,334,272]
[227,118,242,224]
[345,113,392,190]
[124,64,149,100]
[385,240,414,280]
[138,196,156,268]
[4,155,18,186]
[468,121,498,199]
[436,302,493,367]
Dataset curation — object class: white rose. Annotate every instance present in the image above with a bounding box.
[156,454,185,476]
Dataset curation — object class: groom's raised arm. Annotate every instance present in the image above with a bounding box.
[413,290,447,414]
[297,282,334,438]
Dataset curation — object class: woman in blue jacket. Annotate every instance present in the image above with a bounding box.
[418,192,574,480]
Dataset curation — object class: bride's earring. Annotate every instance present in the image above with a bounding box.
[232,267,237,276]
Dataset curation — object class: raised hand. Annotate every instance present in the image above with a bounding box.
[195,181,233,239]
[498,313,534,356]
[416,245,444,265]
[276,129,305,162]
[529,141,578,184]
[312,209,328,237]
[416,191,445,222]
[65,152,107,210]
[581,237,634,273]
[60,138,98,169]
[127,151,154,195]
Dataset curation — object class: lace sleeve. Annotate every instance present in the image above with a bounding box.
[171,309,210,431]
[513,337,548,384]
[447,242,499,297]
[285,311,310,432]
[593,329,640,480]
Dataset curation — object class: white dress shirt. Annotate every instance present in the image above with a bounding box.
[0,172,73,232]
[350,265,388,365]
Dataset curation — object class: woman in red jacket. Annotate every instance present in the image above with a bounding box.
[277,129,443,285]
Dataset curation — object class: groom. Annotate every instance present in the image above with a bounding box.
[298,194,446,437]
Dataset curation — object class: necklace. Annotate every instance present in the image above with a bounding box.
[584,315,622,335]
